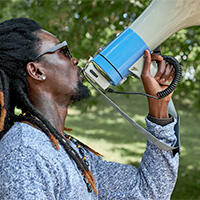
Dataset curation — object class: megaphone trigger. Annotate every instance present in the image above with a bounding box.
[157,55,182,98]
[153,46,161,54]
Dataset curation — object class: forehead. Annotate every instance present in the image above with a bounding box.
[37,29,60,53]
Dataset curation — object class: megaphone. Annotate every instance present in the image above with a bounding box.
[83,0,200,152]
[84,0,200,92]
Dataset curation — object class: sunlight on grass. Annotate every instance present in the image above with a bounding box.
[67,93,200,200]
[14,107,22,115]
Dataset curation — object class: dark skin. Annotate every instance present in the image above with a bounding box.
[26,30,80,134]
[141,50,174,118]
[26,30,174,135]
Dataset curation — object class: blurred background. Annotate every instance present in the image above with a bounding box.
[0,0,200,199]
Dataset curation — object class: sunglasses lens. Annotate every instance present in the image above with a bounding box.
[63,46,72,58]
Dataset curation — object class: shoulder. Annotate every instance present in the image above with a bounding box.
[0,122,66,163]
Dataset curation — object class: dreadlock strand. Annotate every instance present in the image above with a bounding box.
[49,133,59,150]
[14,81,97,190]
[77,140,103,157]
[82,170,98,195]
[0,91,6,131]
[14,81,65,142]
[0,18,98,195]
[64,128,102,157]
[0,69,11,133]
[64,127,73,132]
[58,134,97,194]
[64,129,102,157]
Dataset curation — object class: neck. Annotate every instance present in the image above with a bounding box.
[29,91,70,135]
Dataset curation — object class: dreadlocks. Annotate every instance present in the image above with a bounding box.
[0,18,98,195]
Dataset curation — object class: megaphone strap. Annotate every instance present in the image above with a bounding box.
[84,72,179,152]
[107,88,160,100]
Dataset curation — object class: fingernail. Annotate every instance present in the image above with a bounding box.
[161,78,165,82]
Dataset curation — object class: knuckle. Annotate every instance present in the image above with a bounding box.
[141,73,147,78]
[156,71,162,77]
[141,73,150,79]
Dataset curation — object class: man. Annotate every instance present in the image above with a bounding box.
[0,18,178,199]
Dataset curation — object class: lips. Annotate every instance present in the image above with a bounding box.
[79,74,84,82]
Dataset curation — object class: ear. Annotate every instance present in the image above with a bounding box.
[26,62,46,81]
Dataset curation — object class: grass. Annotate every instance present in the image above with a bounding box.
[66,83,200,200]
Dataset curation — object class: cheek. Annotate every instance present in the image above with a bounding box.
[62,61,77,79]
[69,69,79,91]
[44,55,79,92]
[58,63,79,91]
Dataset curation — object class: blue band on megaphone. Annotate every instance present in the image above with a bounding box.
[92,54,122,85]
[93,28,150,85]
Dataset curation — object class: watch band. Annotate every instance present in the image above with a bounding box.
[147,114,174,126]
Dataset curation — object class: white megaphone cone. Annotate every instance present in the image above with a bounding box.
[84,0,200,90]
[129,0,200,77]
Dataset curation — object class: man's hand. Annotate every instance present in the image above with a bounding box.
[141,50,175,118]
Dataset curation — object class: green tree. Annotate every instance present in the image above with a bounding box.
[0,0,199,109]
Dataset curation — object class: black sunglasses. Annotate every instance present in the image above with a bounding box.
[34,41,72,61]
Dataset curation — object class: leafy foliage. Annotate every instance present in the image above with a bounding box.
[0,0,199,109]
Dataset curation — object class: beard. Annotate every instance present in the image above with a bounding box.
[70,80,91,103]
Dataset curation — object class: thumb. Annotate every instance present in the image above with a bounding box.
[142,50,151,75]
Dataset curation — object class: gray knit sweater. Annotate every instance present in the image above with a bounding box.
[0,118,178,200]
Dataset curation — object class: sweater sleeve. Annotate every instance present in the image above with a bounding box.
[88,118,179,200]
[0,146,61,200]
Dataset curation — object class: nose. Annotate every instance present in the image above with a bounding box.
[71,57,79,66]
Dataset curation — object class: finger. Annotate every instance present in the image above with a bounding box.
[151,53,163,62]
[160,64,174,83]
[168,65,175,83]
[142,50,151,75]
[171,66,175,76]
[154,59,166,80]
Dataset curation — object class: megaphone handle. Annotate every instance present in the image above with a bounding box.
[157,55,182,98]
